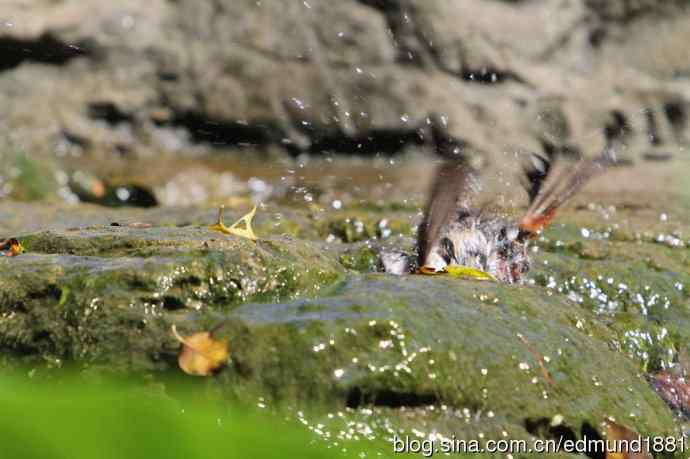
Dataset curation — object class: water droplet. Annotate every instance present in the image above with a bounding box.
[115,187,131,201]
[121,15,135,29]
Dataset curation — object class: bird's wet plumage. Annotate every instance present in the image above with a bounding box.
[411,117,612,283]
[421,209,531,283]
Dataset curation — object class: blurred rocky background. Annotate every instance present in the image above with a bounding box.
[1,0,688,162]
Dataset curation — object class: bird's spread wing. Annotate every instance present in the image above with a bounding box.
[417,159,476,266]
[518,150,614,238]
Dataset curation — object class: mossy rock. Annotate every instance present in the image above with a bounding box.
[534,221,690,373]
[0,175,688,456]
[0,226,679,456]
[0,227,345,370]
[205,274,678,455]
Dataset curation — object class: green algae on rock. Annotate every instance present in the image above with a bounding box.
[338,245,379,272]
[204,274,678,453]
[0,227,344,370]
[3,247,679,450]
[533,219,690,374]
[320,214,414,244]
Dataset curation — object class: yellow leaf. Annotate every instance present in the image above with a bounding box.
[210,205,258,241]
[446,265,496,281]
[172,325,230,376]
[0,238,24,257]
[418,264,495,281]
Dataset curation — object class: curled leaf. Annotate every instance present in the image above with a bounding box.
[0,238,24,257]
[172,325,229,376]
[210,206,258,241]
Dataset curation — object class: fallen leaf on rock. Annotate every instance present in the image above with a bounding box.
[418,264,495,281]
[210,205,258,240]
[0,238,24,257]
[446,265,496,281]
[172,324,229,376]
[605,420,652,459]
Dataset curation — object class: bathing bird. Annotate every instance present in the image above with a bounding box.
[414,119,613,283]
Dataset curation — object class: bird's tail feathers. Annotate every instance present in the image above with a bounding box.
[518,149,614,238]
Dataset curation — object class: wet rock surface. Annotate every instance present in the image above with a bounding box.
[0,157,689,452]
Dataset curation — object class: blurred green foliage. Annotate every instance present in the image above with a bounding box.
[0,373,385,459]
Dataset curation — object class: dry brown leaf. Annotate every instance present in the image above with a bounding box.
[605,420,652,459]
[172,324,229,376]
